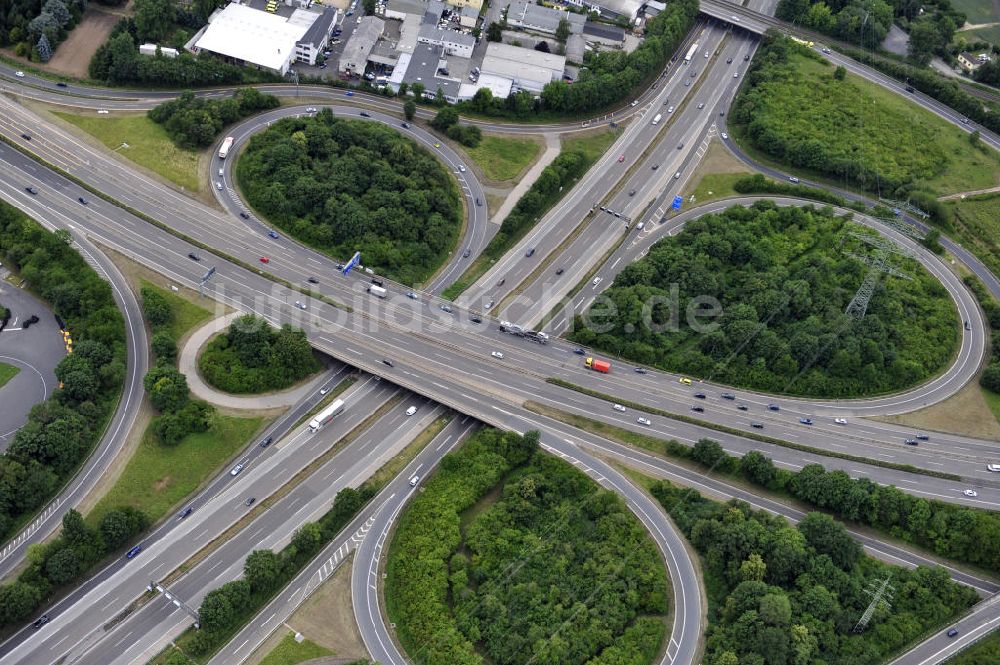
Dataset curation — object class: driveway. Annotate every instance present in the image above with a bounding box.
[0,277,66,449]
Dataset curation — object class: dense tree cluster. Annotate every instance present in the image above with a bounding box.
[198,314,321,394]
[734,38,954,195]
[0,203,130,628]
[649,480,979,664]
[459,0,698,119]
[148,88,279,149]
[964,276,1000,395]
[184,485,375,657]
[386,429,667,665]
[89,21,281,87]
[0,0,86,61]
[236,111,462,285]
[776,0,962,53]
[570,203,958,398]
[674,437,1000,576]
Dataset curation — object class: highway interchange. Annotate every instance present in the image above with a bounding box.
[0,1,999,663]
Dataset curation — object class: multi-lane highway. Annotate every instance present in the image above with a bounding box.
[0,4,998,661]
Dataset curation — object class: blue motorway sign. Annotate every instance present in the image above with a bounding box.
[672,195,683,210]
[342,251,361,275]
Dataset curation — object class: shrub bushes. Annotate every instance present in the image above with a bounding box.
[149,88,280,149]
[198,314,321,394]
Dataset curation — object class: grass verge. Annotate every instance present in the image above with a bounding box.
[463,135,541,182]
[53,112,204,192]
[0,362,20,389]
[140,279,213,341]
[367,413,452,489]
[945,193,1000,283]
[257,631,333,665]
[86,414,264,527]
[944,625,1000,663]
[542,378,962,481]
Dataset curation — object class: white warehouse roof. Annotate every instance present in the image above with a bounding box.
[196,3,310,71]
[481,42,565,92]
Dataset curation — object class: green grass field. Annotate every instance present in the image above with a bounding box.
[562,127,619,163]
[734,48,1000,197]
[944,625,1000,662]
[54,112,204,192]
[463,135,542,181]
[87,414,263,527]
[960,24,1000,45]
[140,280,213,341]
[689,172,746,204]
[0,362,19,389]
[952,0,999,26]
[258,632,333,665]
[983,386,1000,426]
[945,193,1000,279]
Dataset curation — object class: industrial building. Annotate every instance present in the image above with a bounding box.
[506,1,585,36]
[480,42,566,93]
[191,2,338,75]
[417,24,475,58]
[339,16,386,74]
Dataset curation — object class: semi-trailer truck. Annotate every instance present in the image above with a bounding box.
[309,399,345,431]
[369,285,387,298]
[684,43,698,63]
[218,136,235,159]
[585,357,611,373]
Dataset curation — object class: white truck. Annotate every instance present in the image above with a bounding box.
[308,399,345,432]
[684,43,698,63]
[652,113,662,125]
[369,285,387,298]
[218,136,234,159]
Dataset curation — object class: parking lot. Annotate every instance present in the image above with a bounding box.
[0,274,66,449]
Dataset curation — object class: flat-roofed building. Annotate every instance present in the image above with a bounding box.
[339,15,385,73]
[507,1,584,35]
[417,24,475,58]
[480,41,565,93]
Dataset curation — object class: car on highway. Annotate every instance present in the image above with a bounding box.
[751,422,763,428]
[905,85,914,92]
[245,497,256,506]
[486,299,495,308]
[15,70,24,77]
[240,212,250,219]
[491,351,504,359]
[230,463,244,476]
[737,404,749,411]
[216,182,223,190]
[988,464,1000,472]
[684,80,690,86]
[768,404,780,411]
[259,435,273,447]
[345,91,354,96]
[731,15,739,21]
[744,54,750,61]
[694,393,706,399]
[721,132,729,140]
[678,377,692,385]
[652,163,659,170]
[834,418,847,425]
[629,189,636,196]
[126,545,143,559]
[697,102,704,109]
[409,475,420,487]
[667,105,675,113]
[259,256,270,264]
[177,507,193,520]
[555,267,564,275]
[33,615,50,629]
[691,406,704,413]
[964,489,978,497]
[440,303,454,313]
[947,628,959,638]
[401,122,410,129]
[295,301,307,310]
[21,133,30,140]
[788,176,800,183]
[306,107,317,113]
[704,51,709,58]
[574,348,586,355]
[360,111,371,117]
[462,249,471,258]
[630,100,638,107]
[406,405,417,416]
[799,418,813,425]
[916,433,929,440]
[635,367,647,374]
[726,57,733,63]
[637,417,651,426]
[613,404,626,412]
[592,277,602,286]
[476,198,482,206]
[677,143,684,150]
[307,277,319,284]
[434,142,441,148]
[56,81,67,87]
[734,72,739,78]
[459,165,466,172]
[618,154,625,162]
[904,439,919,446]
[268,229,279,239]
[25,186,37,195]
[188,252,200,261]
[405,291,417,299]
[721,393,735,400]
[470,314,482,323]
[674,171,681,178]
[382,358,394,367]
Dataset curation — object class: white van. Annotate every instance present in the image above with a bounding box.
[651,113,662,125]
[218,168,223,177]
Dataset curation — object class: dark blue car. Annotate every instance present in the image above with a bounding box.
[126,545,142,560]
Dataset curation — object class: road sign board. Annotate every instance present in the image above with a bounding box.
[672,196,683,210]
[342,251,361,275]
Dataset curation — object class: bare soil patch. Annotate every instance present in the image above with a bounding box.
[876,378,1000,440]
[43,8,122,79]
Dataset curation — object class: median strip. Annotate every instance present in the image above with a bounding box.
[544,377,962,481]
